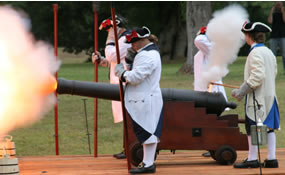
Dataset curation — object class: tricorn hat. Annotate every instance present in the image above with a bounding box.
[125,26,151,43]
[196,26,207,36]
[99,15,125,31]
[241,22,271,33]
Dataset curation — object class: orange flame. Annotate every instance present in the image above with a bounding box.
[208,84,213,92]
[208,82,213,92]
[41,75,57,95]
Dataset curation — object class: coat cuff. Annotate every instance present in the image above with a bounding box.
[120,71,126,82]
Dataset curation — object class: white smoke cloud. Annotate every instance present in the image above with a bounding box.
[0,6,60,136]
[197,4,249,90]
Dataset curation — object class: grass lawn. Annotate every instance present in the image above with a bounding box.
[10,53,285,156]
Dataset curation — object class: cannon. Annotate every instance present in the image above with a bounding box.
[57,78,237,116]
[57,78,248,166]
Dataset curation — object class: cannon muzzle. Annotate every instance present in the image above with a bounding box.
[56,78,236,116]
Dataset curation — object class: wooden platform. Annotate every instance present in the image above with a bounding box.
[18,148,285,175]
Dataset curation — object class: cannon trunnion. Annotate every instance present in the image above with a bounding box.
[56,78,248,166]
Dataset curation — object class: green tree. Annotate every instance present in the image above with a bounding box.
[1,2,186,61]
[0,1,277,63]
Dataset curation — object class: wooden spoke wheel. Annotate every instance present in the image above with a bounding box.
[215,145,237,165]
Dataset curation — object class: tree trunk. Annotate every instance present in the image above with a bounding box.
[180,1,212,74]
[159,2,187,61]
[173,26,187,60]
[159,12,179,61]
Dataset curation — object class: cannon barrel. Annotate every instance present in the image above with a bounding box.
[56,78,237,116]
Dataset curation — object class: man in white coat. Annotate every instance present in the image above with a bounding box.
[194,26,228,99]
[194,26,228,157]
[232,22,280,168]
[115,26,163,174]
[92,16,131,159]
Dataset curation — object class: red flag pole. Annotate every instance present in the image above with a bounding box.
[53,4,59,155]
[111,3,131,170]
[92,2,99,158]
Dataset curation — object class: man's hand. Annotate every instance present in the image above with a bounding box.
[115,63,126,81]
[232,89,241,101]
[232,82,252,101]
[125,48,137,70]
[281,4,285,13]
[271,6,275,13]
[92,51,102,64]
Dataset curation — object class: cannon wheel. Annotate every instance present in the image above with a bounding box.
[215,145,237,165]
[129,142,158,166]
[209,150,216,160]
[130,142,143,166]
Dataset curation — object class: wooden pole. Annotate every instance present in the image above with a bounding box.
[111,3,131,170]
[92,2,99,158]
[210,82,240,89]
[53,3,59,155]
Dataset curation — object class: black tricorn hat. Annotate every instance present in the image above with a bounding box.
[125,26,151,43]
[241,22,272,33]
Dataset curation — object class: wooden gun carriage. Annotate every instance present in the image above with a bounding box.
[57,78,248,166]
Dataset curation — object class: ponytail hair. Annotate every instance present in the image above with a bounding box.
[247,32,266,43]
[148,34,158,45]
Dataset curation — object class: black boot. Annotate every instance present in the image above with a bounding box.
[234,159,261,168]
[129,162,156,174]
[113,150,126,159]
[264,159,278,168]
[201,151,211,157]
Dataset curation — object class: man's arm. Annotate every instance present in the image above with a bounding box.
[281,5,285,23]
[268,6,275,24]
[194,35,211,56]
[105,38,129,63]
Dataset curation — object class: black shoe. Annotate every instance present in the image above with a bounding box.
[202,151,211,157]
[113,151,126,159]
[129,162,156,174]
[264,159,278,168]
[234,159,261,168]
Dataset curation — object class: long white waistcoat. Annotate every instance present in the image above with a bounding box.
[244,46,278,122]
[105,36,131,123]
[123,43,163,144]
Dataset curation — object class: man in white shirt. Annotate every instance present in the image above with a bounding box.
[194,26,228,157]
[92,15,132,159]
